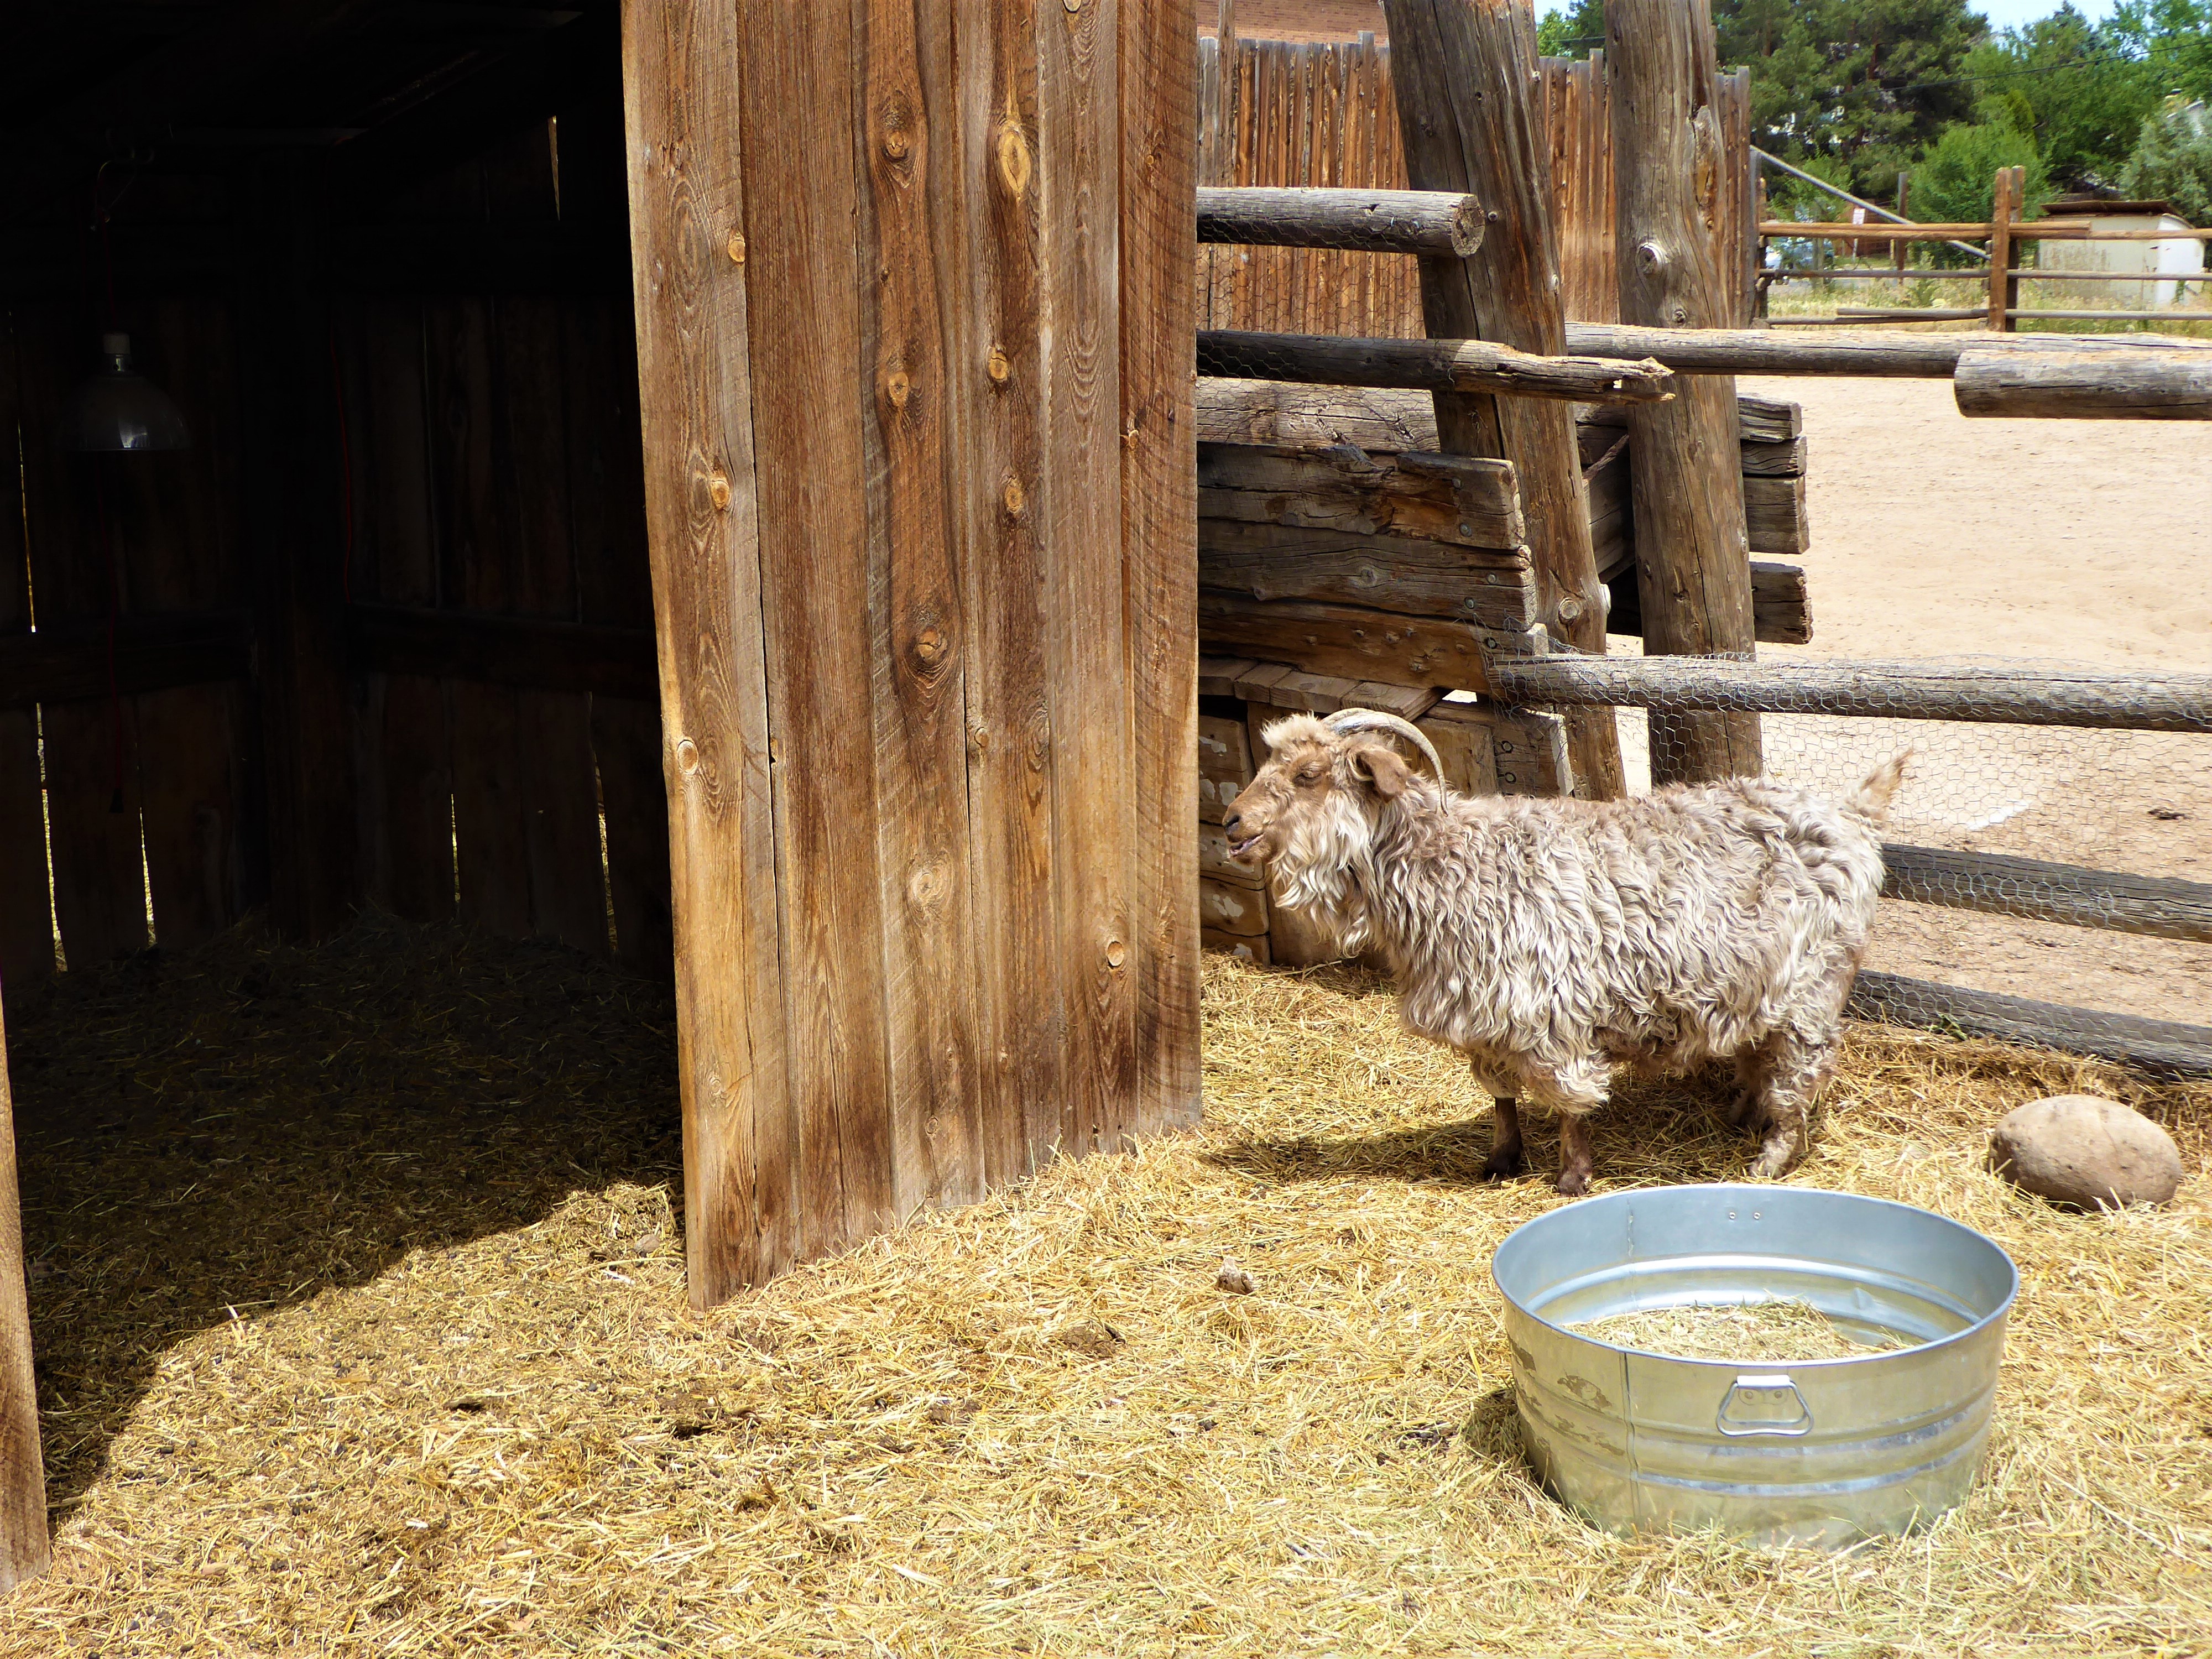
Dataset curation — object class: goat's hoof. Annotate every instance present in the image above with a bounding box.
[1747,1146,1801,1181]
[1483,1149,1526,1182]
[1554,1169,1591,1198]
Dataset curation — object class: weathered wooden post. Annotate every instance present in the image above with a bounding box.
[1381,0,1625,800]
[1986,165,2022,333]
[0,992,45,1593]
[1606,0,1760,782]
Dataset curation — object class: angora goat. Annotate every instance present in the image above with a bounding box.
[1222,708,1905,1194]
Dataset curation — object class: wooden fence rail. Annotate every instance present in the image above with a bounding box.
[1488,654,2212,733]
[1196,186,1485,256]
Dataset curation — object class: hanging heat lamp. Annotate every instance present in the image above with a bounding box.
[63,330,190,453]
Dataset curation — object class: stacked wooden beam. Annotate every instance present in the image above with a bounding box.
[1195,378,1814,648]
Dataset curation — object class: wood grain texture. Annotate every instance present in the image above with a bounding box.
[1042,0,1136,1161]
[1198,440,1523,548]
[1881,843,2212,942]
[622,0,796,1302]
[1491,655,2212,733]
[1197,711,1251,823]
[1198,589,1494,690]
[591,695,672,969]
[1607,0,1759,782]
[1417,696,1500,794]
[1380,0,1625,800]
[0,989,46,1591]
[1199,518,1536,630]
[1849,971,2212,1078]
[1953,345,2212,420]
[1198,327,1672,403]
[739,0,900,1258]
[1200,375,1798,446]
[1197,185,1484,255]
[859,0,984,1215]
[346,296,455,925]
[1123,0,1202,1140]
[958,0,1067,1185]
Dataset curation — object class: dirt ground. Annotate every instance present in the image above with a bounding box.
[1609,369,2212,1024]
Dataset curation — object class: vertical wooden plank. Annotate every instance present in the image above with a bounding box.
[1196,34,1221,329]
[1040,0,1135,1158]
[1124,0,1202,1135]
[737,0,898,1253]
[115,298,245,952]
[564,294,670,969]
[0,987,47,1592]
[424,293,535,937]
[958,0,1069,1184]
[857,0,984,1215]
[620,0,796,1301]
[496,290,608,951]
[238,152,361,940]
[0,309,55,982]
[352,296,456,922]
[1608,0,1759,784]
[591,695,672,968]
[1381,0,1624,798]
[14,309,149,966]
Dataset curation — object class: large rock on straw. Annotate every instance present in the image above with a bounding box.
[1989,1095,2182,1210]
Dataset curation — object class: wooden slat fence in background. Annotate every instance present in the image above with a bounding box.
[1196,36,1754,334]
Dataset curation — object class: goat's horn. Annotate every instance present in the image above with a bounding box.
[1323,707,1445,781]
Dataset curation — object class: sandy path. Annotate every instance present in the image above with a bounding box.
[1615,375,2212,1024]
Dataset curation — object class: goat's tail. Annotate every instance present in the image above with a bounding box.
[1846,750,1911,825]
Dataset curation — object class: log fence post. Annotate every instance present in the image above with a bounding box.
[1606,0,1760,782]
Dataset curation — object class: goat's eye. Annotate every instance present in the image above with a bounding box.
[1295,765,1324,785]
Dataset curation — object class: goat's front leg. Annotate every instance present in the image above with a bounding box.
[1556,1114,1595,1197]
[1483,1095,1525,1181]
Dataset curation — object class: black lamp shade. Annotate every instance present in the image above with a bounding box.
[64,332,190,453]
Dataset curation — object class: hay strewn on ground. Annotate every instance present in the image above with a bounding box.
[2,924,2208,1656]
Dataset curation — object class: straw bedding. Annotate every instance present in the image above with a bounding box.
[1,917,2208,1656]
[1567,1301,1916,1364]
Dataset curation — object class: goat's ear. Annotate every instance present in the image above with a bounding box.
[1348,739,1411,799]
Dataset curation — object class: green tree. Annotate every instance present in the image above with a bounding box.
[2119,100,2212,221]
[1714,0,1990,200]
[1911,115,2052,262]
[2110,0,2212,105]
[1539,1,1605,61]
[1957,5,2161,190]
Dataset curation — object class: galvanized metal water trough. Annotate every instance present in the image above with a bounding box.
[1492,1184,2018,1549]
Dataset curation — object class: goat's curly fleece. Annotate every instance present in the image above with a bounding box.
[1246,714,1903,1171]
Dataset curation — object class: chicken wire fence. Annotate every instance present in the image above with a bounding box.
[1499,641,2212,1075]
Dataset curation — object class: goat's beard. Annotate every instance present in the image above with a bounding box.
[1265,792,1379,956]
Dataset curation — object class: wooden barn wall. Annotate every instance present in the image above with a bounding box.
[2,288,254,981]
[0,105,669,984]
[1194,36,1754,333]
[337,119,670,971]
[620,0,1199,1303]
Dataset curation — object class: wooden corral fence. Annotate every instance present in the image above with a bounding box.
[1193,23,1756,337]
[1762,159,2212,330]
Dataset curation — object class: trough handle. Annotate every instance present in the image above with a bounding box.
[1716,1373,1813,1438]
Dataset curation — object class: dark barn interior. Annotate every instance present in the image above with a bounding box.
[1,0,681,1584]
[1,0,667,984]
